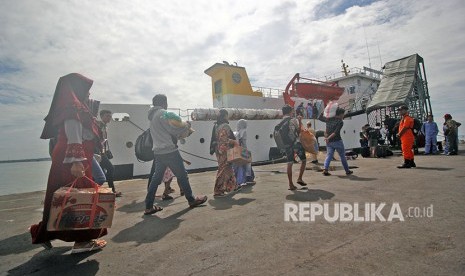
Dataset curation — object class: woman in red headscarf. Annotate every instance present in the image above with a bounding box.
[30,73,107,253]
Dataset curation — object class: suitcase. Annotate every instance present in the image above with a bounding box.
[361,147,370,158]
[376,145,388,158]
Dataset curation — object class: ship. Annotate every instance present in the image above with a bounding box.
[100,54,432,180]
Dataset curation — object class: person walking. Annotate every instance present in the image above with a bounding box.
[318,108,353,176]
[211,109,240,197]
[144,94,207,215]
[280,105,308,190]
[233,119,255,186]
[97,110,121,197]
[30,73,107,253]
[397,105,416,168]
[306,121,319,164]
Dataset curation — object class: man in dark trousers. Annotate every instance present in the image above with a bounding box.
[384,115,397,147]
[98,110,122,197]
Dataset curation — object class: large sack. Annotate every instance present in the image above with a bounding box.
[300,129,318,154]
[324,101,338,118]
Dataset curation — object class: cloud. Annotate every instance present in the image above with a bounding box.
[1,0,465,159]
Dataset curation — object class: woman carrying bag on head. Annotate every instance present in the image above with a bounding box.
[30,73,108,253]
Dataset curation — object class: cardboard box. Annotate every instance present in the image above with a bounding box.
[227,146,252,164]
[47,187,115,231]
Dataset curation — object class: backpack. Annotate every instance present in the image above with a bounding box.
[135,128,154,162]
[273,117,294,150]
[361,147,370,158]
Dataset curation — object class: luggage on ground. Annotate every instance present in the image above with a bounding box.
[361,147,370,158]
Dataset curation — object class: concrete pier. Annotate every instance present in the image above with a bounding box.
[1,149,464,275]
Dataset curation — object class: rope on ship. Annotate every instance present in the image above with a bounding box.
[124,118,287,165]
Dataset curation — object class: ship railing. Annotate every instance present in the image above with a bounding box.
[322,67,383,81]
[252,86,284,98]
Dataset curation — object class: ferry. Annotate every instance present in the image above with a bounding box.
[101,54,431,180]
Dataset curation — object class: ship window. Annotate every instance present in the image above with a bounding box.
[200,138,205,143]
[214,80,222,94]
[357,79,361,86]
[255,135,259,139]
[270,134,273,139]
[349,86,355,94]
[126,141,133,148]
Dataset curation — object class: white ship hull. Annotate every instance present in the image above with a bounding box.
[101,103,368,180]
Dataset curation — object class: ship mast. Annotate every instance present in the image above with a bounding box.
[341,60,349,76]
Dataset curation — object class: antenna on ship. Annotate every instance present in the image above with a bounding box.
[377,40,383,69]
[341,59,349,76]
[363,27,372,70]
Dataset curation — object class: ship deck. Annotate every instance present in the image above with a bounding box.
[1,146,465,275]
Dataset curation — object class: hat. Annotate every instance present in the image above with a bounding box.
[444,113,452,119]
[397,105,408,111]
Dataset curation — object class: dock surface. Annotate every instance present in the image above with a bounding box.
[1,149,465,275]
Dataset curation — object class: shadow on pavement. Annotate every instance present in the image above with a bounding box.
[8,247,100,276]
[0,232,41,257]
[411,167,453,171]
[208,197,256,210]
[111,207,192,246]
[285,189,335,202]
[336,175,378,181]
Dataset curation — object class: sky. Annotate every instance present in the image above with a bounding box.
[1,0,465,160]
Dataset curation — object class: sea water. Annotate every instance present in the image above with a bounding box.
[0,161,51,196]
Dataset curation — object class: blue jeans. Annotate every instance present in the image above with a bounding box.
[145,150,195,209]
[92,157,106,185]
[324,140,350,173]
[424,135,438,154]
[444,137,449,154]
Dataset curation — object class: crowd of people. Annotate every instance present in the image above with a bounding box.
[359,106,461,166]
[31,73,461,254]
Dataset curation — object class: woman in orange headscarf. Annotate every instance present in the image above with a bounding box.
[30,73,107,253]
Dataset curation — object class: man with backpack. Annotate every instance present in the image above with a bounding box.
[275,105,308,190]
[144,94,207,215]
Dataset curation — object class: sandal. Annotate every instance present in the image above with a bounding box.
[346,170,354,175]
[288,185,298,191]
[162,194,174,201]
[189,195,208,208]
[144,205,163,215]
[296,180,308,186]
[71,239,106,254]
[322,170,331,176]
[115,191,122,197]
